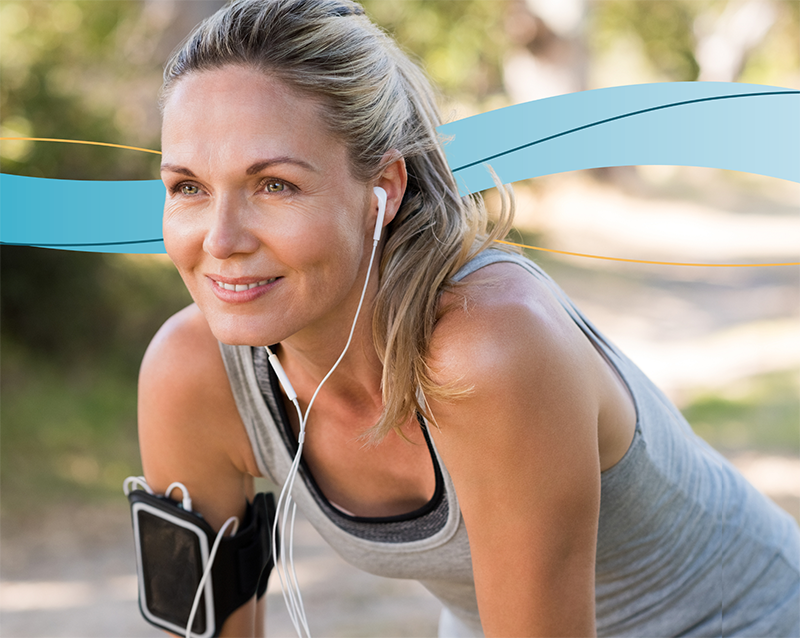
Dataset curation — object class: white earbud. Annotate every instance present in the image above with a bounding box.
[372,186,387,243]
[266,346,297,402]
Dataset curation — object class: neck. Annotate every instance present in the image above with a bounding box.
[273,250,384,415]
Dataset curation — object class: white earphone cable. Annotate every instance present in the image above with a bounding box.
[269,221,383,638]
[185,515,240,638]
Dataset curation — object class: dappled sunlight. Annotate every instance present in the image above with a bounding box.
[612,319,799,397]
[731,454,800,499]
[513,169,799,403]
[533,173,800,263]
[0,576,135,612]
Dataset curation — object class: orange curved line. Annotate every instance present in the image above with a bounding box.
[2,138,797,267]
[495,240,800,268]
[0,137,161,155]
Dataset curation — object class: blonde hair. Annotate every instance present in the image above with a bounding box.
[163,0,514,439]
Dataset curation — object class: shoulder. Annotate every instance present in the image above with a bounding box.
[139,303,231,418]
[426,257,604,478]
[425,257,607,518]
[142,302,218,367]
[429,259,601,407]
[138,304,261,526]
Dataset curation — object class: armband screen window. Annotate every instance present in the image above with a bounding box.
[132,500,215,638]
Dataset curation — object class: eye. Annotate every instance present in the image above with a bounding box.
[179,184,200,195]
[264,180,287,193]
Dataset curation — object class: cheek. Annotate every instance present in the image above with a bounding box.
[163,210,202,282]
[278,203,365,265]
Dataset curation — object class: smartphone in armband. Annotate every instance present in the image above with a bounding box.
[128,489,275,638]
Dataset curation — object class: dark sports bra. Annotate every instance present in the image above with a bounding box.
[251,346,450,543]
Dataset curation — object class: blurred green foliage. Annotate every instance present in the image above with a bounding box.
[682,371,800,455]
[0,0,162,179]
[362,0,509,103]
[1,0,173,511]
[1,337,141,509]
[0,250,192,509]
[591,0,702,80]
[1,249,191,372]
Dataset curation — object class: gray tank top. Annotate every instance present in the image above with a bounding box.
[219,249,799,637]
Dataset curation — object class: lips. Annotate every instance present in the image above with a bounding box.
[214,278,276,292]
[207,275,281,303]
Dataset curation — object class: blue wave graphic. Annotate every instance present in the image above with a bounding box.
[1,82,797,253]
[1,176,166,253]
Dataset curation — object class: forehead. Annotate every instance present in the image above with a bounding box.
[161,65,346,170]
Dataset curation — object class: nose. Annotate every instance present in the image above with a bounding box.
[203,192,260,259]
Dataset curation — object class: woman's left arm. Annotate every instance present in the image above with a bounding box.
[427,264,603,638]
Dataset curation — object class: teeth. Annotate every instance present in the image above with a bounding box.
[216,278,275,291]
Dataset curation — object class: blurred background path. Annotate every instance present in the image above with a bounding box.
[0,497,443,638]
[1,449,797,638]
[2,445,798,638]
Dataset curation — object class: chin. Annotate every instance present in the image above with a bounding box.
[206,315,280,348]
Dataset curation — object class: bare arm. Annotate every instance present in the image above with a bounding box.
[138,304,266,637]
[427,264,603,637]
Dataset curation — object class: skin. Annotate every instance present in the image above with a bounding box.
[140,64,636,637]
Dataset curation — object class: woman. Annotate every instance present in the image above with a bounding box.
[138,0,800,635]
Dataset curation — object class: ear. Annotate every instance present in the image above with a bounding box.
[372,152,407,232]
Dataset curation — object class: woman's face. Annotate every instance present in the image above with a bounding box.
[161,66,379,347]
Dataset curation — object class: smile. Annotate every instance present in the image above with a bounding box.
[214,278,276,291]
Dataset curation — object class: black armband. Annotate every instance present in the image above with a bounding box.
[128,489,277,638]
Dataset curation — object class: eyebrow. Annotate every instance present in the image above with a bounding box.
[246,157,316,175]
[160,157,317,176]
[160,164,196,177]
